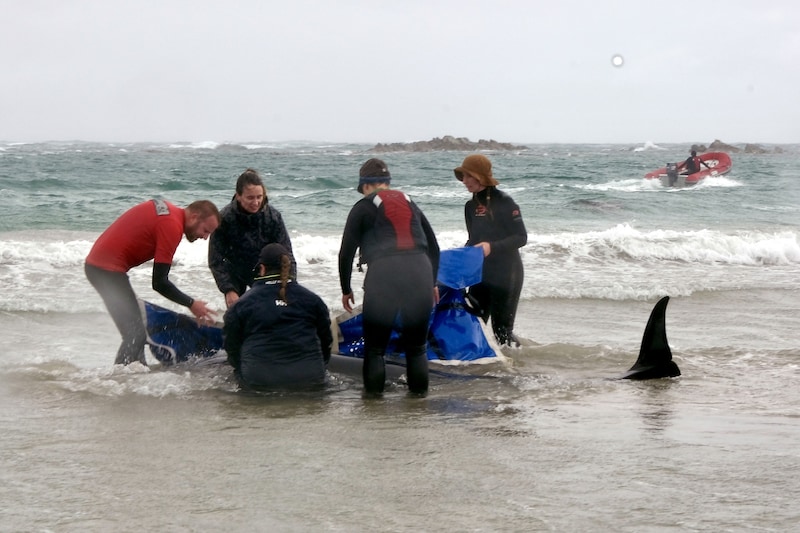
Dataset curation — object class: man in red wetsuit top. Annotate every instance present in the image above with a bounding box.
[85,199,220,365]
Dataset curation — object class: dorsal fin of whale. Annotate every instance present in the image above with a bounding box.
[619,296,681,380]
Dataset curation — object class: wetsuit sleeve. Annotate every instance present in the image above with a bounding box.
[208,222,238,295]
[338,203,365,295]
[152,262,194,307]
[420,211,440,284]
[491,195,528,256]
[222,306,242,371]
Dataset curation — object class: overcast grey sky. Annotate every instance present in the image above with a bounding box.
[2,0,798,144]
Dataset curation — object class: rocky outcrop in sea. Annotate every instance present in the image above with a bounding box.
[369,135,528,153]
[705,139,783,154]
[708,139,740,153]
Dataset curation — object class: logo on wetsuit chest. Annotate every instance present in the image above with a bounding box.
[474,205,488,216]
[275,300,287,307]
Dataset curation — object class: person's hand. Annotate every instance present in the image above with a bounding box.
[190,299,218,325]
[224,291,240,308]
[475,242,491,257]
[342,292,355,313]
[432,286,440,306]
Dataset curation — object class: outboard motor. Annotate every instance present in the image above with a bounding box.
[665,162,679,187]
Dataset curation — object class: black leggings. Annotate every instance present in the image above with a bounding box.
[362,253,434,355]
[84,263,147,365]
[471,252,524,342]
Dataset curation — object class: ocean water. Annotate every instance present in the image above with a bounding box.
[1,140,799,531]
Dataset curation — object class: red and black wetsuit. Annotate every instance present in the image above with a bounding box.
[464,186,527,346]
[85,199,192,365]
[338,189,440,394]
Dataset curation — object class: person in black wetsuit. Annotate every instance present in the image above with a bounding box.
[209,168,295,309]
[454,154,527,347]
[223,243,332,391]
[679,150,711,175]
[338,158,440,396]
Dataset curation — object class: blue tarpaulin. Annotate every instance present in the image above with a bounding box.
[437,246,484,289]
[337,247,498,362]
[142,247,498,366]
[143,300,223,364]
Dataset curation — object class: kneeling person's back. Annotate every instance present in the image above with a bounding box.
[223,244,332,391]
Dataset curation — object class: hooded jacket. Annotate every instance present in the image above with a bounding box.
[208,197,294,295]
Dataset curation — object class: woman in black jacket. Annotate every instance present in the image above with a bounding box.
[223,244,332,391]
[209,168,294,308]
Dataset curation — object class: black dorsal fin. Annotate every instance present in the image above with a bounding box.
[619,296,681,380]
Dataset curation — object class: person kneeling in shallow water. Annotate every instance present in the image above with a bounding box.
[223,243,332,391]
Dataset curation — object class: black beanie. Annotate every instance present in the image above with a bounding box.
[357,158,391,193]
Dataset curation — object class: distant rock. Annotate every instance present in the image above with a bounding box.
[707,139,784,154]
[743,143,769,154]
[708,139,742,153]
[369,135,528,153]
[215,143,250,151]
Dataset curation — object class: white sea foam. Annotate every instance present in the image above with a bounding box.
[1,225,797,313]
[693,175,743,188]
[168,141,221,150]
[633,140,666,152]
[7,359,236,398]
[524,224,800,266]
[582,174,744,192]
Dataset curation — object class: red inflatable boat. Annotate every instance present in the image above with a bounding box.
[645,152,732,187]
